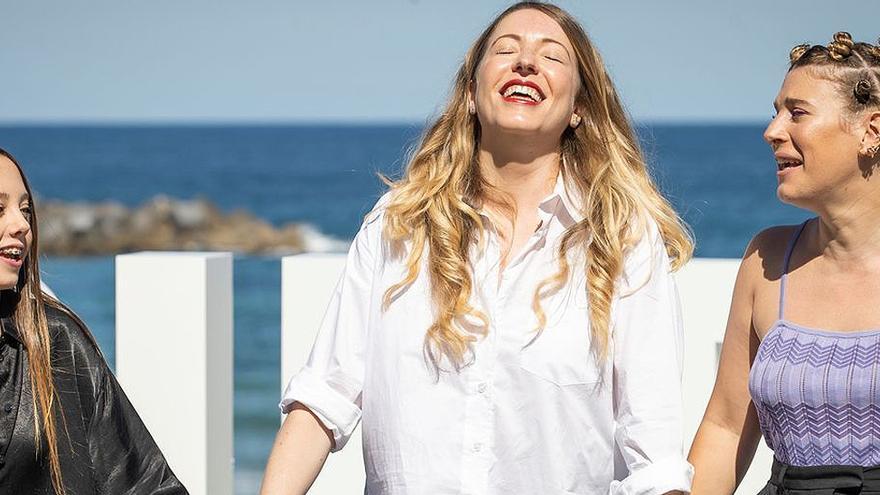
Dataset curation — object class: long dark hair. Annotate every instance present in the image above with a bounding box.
[0,147,65,494]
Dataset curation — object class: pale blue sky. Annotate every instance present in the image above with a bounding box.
[2,0,877,123]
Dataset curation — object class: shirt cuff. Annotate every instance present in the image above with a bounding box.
[609,457,694,495]
[279,367,361,452]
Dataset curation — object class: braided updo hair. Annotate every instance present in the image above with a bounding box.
[789,32,880,113]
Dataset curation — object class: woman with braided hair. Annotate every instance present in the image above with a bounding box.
[262,2,694,494]
[690,32,880,494]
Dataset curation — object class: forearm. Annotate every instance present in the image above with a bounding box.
[688,419,758,495]
[260,403,334,495]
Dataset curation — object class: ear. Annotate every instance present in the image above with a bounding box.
[569,105,585,128]
[859,110,880,155]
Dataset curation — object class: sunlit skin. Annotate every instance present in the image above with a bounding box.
[472,8,581,154]
[765,67,877,213]
[0,157,32,291]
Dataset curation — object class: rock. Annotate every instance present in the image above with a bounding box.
[35,196,314,256]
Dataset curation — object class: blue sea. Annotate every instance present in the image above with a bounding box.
[0,124,809,493]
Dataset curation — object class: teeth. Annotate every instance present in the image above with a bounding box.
[502,85,543,102]
[776,160,802,170]
[0,248,21,259]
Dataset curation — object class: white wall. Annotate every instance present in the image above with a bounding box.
[280,255,773,494]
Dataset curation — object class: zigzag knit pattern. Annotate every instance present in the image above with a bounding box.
[749,322,880,466]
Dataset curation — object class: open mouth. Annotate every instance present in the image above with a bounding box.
[776,159,803,171]
[499,80,545,104]
[0,247,23,262]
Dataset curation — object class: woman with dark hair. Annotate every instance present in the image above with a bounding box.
[689,33,880,494]
[0,148,188,494]
[262,2,693,494]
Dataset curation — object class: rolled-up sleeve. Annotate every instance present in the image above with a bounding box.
[279,205,381,452]
[609,222,694,494]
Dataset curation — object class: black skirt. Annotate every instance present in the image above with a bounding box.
[758,458,880,494]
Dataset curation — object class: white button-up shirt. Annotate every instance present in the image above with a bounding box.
[281,177,693,494]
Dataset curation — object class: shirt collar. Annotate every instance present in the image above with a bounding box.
[0,317,20,344]
[537,173,584,228]
[477,172,584,228]
[474,173,584,229]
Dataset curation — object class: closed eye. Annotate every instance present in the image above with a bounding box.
[789,108,808,120]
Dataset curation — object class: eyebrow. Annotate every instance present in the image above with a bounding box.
[491,34,572,58]
[0,192,30,202]
[773,97,812,111]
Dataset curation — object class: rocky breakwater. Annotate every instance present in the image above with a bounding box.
[37,196,342,256]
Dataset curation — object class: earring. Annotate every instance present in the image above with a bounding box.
[569,114,582,128]
[467,100,476,115]
[869,144,880,158]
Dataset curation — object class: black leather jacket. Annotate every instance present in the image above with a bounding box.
[0,304,188,494]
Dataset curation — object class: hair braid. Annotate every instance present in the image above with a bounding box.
[789,32,880,113]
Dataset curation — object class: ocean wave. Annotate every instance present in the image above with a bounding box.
[295,223,350,253]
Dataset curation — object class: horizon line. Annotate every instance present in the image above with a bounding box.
[0,118,769,127]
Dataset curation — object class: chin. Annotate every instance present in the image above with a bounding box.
[776,185,815,211]
[0,276,19,292]
[493,117,562,139]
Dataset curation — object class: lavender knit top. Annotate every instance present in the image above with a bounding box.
[749,220,880,467]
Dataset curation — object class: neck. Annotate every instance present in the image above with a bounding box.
[477,140,560,214]
[813,190,880,268]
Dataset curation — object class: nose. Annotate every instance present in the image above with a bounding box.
[8,208,30,239]
[514,49,538,76]
[763,114,786,148]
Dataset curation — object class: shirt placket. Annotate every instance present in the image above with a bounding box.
[459,231,501,495]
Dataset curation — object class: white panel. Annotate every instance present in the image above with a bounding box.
[115,251,233,495]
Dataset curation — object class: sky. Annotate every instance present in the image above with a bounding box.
[2,0,878,124]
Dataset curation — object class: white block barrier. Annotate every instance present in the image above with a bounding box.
[116,252,234,495]
[281,255,772,493]
[281,254,366,494]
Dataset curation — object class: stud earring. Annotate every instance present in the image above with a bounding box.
[467,100,476,115]
[569,114,582,128]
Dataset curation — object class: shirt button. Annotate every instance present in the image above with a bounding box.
[472,442,483,453]
[2,404,10,413]
[477,383,487,394]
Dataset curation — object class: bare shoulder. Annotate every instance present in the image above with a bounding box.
[740,224,801,283]
[740,224,804,336]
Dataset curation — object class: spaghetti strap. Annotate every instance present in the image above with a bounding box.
[779,219,811,320]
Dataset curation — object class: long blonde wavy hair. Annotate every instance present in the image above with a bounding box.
[382,1,693,367]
